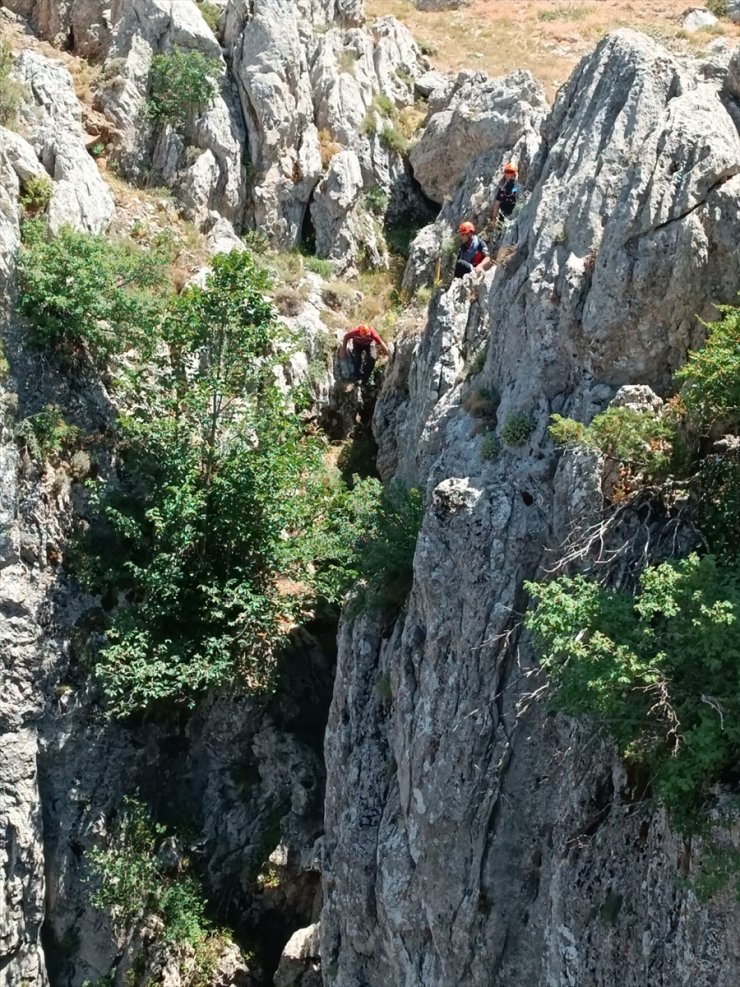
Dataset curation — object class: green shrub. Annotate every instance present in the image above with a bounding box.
[550,406,674,484]
[480,432,501,462]
[381,123,409,156]
[707,0,729,16]
[16,404,81,461]
[526,555,740,834]
[343,479,424,614]
[0,40,24,127]
[365,185,389,215]
[20,174,53,212]
[88,795,227,979]
[17,225,168,367]
[198,0,222,32]
[676,305,740,430]
[148,49,220,130]
[501,411,534,446]
[467,347,487,377]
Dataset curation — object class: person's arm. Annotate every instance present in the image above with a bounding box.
[372,329,390,356]
[473,239,491,272]
[341,330,354,358]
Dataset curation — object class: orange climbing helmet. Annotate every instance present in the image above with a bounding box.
[458,221,476,235]
[503,162,518,177]
[356,324,373,338]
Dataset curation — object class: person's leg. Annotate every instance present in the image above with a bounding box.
[360,351,376,383]
[351,345,363,381]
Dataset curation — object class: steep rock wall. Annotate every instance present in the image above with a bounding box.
[322,30,740,987]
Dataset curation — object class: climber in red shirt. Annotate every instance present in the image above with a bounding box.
[341,324,390,384]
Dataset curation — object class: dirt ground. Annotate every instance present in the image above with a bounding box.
[367,0,740,97]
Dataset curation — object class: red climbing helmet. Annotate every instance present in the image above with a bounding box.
[356,324,373,338]
[458,221,476,235]
[503,162,518,177]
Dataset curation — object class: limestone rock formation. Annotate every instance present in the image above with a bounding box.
[322,29,740,986]
[410,69,548,204]
[13,51,115,233]
[402,69,548,293]
[94,0,247,230]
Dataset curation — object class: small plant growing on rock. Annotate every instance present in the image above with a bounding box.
[463,386,500,420]
[318,127,343,168]
[480,432,501,462]
[466,346,487,378]
[20,174,53,213]
[501,411,534,446]
[365,184,389,215]
[15,404,81,462]
[147,49,220,131]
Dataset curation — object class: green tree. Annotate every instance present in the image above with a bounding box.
[148,49,220,131]
[78,252,348,716]
[526,555,740,833]
[17,226,167,367]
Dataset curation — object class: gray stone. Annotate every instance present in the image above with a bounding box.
[13,51,115,234]
[682,7,719,31]
[322,29,740,987]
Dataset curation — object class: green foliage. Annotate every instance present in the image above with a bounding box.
[148,49,220,131]
[17,226,168,367]
[198,0,223,32]
[73,251,358,717]
[381,123,409,156]
[550,406,674,483]
[501,411,534,446]
[526,554,740,834]
[343,479,424,614]
[706,0,729,16]
[303,255,334,278]
[16,404,81,462]
[0,39,24,127]
[385,222,423,260]
[467,346,487,377]
[676,305,740,430]
[20,174,53,212]
[480,432,501,462]
[365,184,390,215]
[89,142,106,159]
[88,795,226,979]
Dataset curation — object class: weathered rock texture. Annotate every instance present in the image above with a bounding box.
[402,69,548,294]
[322,29,740,987]
[13,50,116,233]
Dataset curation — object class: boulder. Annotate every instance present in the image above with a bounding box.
[410,68,548,203]
[682,7,719,31]
[274,923,321,987]
[311,149,388,271]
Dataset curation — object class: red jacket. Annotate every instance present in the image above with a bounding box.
[344,327,383,348]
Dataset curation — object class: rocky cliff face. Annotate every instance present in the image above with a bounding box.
[322,32,740,987]
[1,2,740,985]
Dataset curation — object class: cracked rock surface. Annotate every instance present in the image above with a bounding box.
[322,30,740,987]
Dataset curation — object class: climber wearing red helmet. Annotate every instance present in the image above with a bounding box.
[341,323,390,385]
[455,221,491,279]
[490,162,520,233]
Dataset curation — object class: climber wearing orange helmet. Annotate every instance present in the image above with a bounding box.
[490,162,520,232]
[341,323,390,384]
[455,221,491,279]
